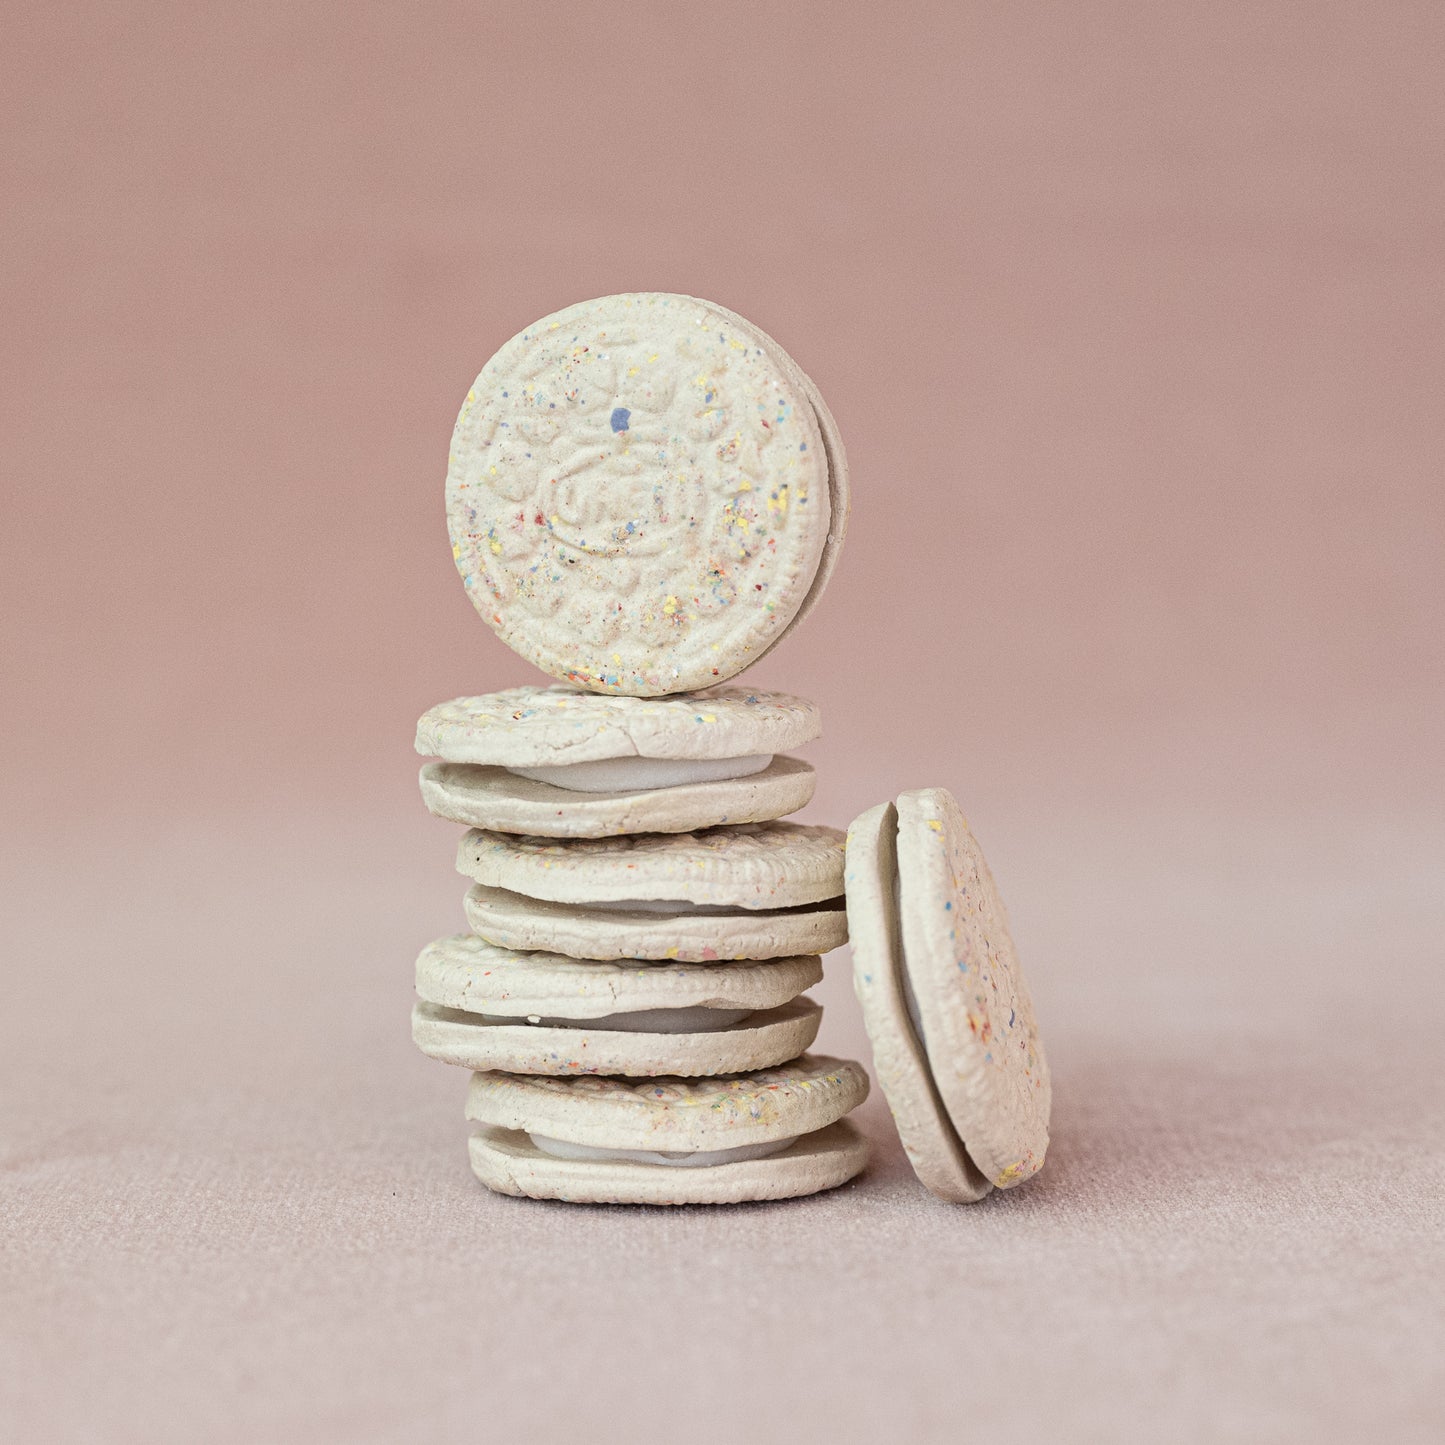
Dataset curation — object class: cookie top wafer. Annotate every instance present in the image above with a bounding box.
[416,934,822,1018]
[456,820,846,909]
[894,788,1051,1188]
[416,685,821,766]
[446,293,837,695]
[466,1052,868,1152]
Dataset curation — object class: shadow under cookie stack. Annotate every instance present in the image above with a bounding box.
[410,293,871,1205]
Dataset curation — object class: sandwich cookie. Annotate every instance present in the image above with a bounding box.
[445,293,846,695]
[463,883,849,962]
[466,1054,870,1205]
[846,788,1050,1201]
[417,685,821,835]
[455,821,846,910]
[412,933,823,1076]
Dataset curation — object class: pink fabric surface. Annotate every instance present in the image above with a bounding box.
[3,3,1443,1440]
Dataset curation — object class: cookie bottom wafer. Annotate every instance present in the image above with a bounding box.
[469,1119,868,1205]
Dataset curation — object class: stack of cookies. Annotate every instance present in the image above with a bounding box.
[412,293,871,1205]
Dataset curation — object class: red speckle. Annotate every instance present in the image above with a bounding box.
[534,512,544,525]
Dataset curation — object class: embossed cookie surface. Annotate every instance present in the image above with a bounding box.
[446,293,834,695]
[415,685,821,766]
[456,821,846,908]
[416,934,822,1016]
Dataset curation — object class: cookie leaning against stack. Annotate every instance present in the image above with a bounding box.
[412,683,868,1204]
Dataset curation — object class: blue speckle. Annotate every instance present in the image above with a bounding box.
[800,442,808,451]
[610,407,631,433]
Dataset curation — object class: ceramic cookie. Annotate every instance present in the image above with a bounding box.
[463,883,849,962]
[416,684,821,771]
[419,755,815,838]
[846,787,1050,1197]
[446,293,846,694]
[846,802,992,1202]
[412,933,823,1075]
[456,821,846,910]
[466,1053,870,1205]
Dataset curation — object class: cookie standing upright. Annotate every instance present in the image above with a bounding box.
[846,787,1051,1200]
[446,293,847,696]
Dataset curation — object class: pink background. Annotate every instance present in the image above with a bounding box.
[3,3,1442,1441]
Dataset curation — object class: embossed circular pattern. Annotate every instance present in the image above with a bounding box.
[415,684,821,766]
[446,293,830,695]
[456,820,847,908]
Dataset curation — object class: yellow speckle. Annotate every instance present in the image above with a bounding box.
[648,353,658,363]
[927,820,943,832]
[451,542,461,560]
[700,713,717,723]
[662,595,679,616]
[489,466,498,475]
[627,366,639,376]
[550,515,559,525]
[466,389,477,403]
[489,538,501,555]
[665,947,679,959]
[737,479,752,492]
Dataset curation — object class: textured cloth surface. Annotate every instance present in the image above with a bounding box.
[4,807,1441,1445]
[5,2,1443,1439]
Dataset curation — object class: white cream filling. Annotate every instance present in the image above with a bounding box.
[577,897,745,915]
[507,753,772,793]
[477,1005,752,1033]
[894,864,928,1046]
[528,1134,799,1168]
